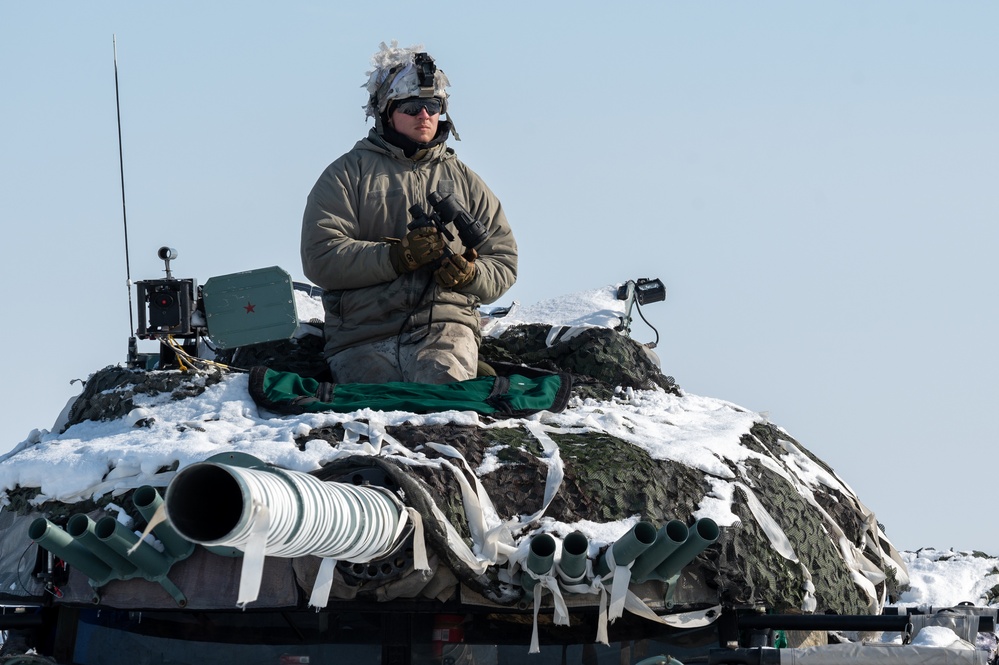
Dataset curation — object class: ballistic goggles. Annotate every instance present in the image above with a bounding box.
[393,97,444,116]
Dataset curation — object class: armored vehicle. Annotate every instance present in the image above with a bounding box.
[1,255,953,665]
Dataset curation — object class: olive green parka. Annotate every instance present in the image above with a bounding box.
[301,129,518,358]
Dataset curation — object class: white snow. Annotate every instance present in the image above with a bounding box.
[480,286,627,337]
[899,548,999,609]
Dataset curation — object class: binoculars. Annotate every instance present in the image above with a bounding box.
[408,191,489,256]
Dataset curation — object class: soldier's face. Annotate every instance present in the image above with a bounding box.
[389,106,439,144]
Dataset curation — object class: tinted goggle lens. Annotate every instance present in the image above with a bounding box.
[394,98,443,116]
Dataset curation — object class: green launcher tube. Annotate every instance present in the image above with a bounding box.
[630,520,690,583]
[521,533,556,597]
[595,521,658,577]
[654,517,720,581]
[94,516,172,578]
[557,531,589,582]
[132,485,195,559]
[66,514,139,578]
[29,518,115,586]
[95,516,188,606]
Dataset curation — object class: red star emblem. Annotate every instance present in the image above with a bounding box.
[244,302,256,314]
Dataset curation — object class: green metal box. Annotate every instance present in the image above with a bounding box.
[202,266,298,349]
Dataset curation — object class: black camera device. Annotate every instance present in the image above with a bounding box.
[408,191,489,260]
[135,279,196,338]
[135,247,198,339]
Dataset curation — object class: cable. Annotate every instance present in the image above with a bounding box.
[14,543,34,597]
[634,300,661,348]
[162,336,242,374]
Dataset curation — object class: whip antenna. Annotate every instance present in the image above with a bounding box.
[114,35,138,366]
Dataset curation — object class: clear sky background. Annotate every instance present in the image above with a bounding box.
[2,2,996,556]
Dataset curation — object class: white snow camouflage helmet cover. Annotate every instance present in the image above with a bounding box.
[363,41,451,121]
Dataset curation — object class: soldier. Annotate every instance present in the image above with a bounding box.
[301,42,517,384]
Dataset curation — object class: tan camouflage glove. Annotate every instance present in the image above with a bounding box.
[434,248,477,289]
[388,227,445,274]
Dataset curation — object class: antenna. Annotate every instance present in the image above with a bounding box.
[114,35,138,366]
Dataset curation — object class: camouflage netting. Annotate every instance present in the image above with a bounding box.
[2,322,905,616]
[61,364,225,431]
[481,323,679,400]
[303,418,897,613]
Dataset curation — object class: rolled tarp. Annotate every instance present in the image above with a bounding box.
[708,643,986,665]
[782,642,986,664]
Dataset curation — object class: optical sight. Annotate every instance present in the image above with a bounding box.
[157,246,179,279]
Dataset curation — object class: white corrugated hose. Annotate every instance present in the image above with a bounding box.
[165,462,419,608]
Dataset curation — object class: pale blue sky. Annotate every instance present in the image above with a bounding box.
[2,2,997,555]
